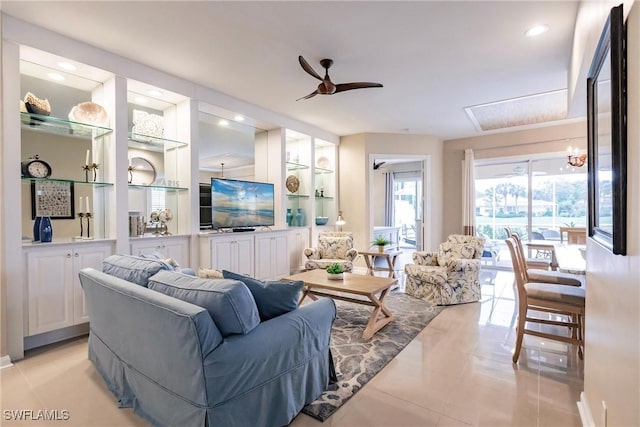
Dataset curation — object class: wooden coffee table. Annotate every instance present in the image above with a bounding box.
[283,269,397,339]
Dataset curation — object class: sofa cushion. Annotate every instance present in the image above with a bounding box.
[437,242,475,266]
[103,254,173,287]
[222,271,304,320]
[148,271,260,337]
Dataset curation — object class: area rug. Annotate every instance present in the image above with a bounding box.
[301,292,444,421]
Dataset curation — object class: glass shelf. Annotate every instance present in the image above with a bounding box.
[287,194,310,199]
[128,133,188,152]
[315,167,334,174]
[21,113,112,139]
[128,184,188,191]
[315,196,334,200]
[22,177,114,187]
[286,162,310,171]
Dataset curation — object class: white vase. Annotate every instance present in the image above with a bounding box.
[327,272,344,280]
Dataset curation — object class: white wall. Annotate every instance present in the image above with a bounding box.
[339,133,442,256]
[582,3,640,426]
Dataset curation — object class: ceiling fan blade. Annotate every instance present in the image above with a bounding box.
[335,82,383,93]
[296,90,319,101]
[298,56,322,81]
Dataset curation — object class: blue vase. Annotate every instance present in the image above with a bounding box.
[296,208,305,227]
[39,216,53,243]
[286,208,293,227]
[33,216,42,242]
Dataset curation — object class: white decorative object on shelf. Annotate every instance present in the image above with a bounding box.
[316,156,330,169]
[132,109,164,138]
[68,102,109,127]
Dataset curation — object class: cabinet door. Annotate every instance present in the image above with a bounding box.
[254,235,272,279]
[27,248,74,335]
[211,238,235,272]
[289,230,310,273]
[131,240,167,258]
[164,238,189,267]
[73,244,112,324]
[234,236,255,277]
[273,234,289,278]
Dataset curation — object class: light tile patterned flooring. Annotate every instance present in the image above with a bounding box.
[1,268,583,426]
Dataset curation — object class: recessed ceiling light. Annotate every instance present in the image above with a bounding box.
[525,24,549,37]
[234,114,245,122]
[218,119,229,126]
[148,89,163,97]
[47,72,64,81]
[57,61,76,71]
[135,96,148,104]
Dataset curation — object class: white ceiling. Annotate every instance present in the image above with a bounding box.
[3,1,581,140]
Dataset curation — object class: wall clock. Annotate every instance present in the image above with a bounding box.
[21,154,52,179]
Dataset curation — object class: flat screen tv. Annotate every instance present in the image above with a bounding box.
[211,178,275,230]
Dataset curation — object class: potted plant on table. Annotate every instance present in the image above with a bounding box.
[326,263,345,280]
[371,236,391,253]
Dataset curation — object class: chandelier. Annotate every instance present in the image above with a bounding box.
[567,146,587,167]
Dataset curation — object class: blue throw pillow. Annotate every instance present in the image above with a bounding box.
[222,270,304,320]
[103,254,174,287]
[148,270,260,337]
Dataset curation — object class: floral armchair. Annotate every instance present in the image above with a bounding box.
[404,234,485,305]
[304,232,358,272]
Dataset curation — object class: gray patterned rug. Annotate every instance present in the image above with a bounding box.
[301,291,443,421]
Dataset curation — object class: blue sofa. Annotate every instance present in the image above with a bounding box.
[78,255,336,427]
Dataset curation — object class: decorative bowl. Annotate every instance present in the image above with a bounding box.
[68,102,109,127]
[315,216,329,225]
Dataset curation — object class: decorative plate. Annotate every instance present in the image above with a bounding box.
[316,156,330,169]
[286,175,300,193]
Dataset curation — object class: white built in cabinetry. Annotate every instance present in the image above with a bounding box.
[288,228,310,273]
[199,229,296,280]
[130,236,190,268]
[24,241,113,336]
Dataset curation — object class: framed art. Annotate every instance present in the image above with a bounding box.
[587,4,626,255]
[31,180,75,219]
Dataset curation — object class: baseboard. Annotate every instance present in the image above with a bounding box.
[577,391,595,427]
[0,355,13,369]
[23,323,89,351]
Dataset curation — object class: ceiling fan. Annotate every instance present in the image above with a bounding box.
[373,160,387,170]
[297,56,383,101]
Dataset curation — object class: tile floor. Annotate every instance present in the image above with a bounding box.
[0,268,583,427]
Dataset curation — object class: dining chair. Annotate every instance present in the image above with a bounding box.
[511,233,582,287]
[505,237,585,363]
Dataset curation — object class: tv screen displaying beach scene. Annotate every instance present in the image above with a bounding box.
[211,178,275,229]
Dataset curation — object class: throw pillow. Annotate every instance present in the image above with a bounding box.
[222,270,304,320]
[318,236,351,259]
[102,254,174,287]
[198,267,223,279]
[148,270,260,337]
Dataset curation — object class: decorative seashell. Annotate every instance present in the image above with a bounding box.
[68,102,109,127]
[23,92,51,116]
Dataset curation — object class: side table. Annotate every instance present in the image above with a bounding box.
[359,249,403,278]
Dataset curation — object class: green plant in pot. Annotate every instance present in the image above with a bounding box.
[371,236,391,252]
[326,262,345,280]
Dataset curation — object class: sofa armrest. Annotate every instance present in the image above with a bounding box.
[203,298,336,406]
[345,248,358,261]
[304,248,320,260]
[412,251,438,266]
[446,258,481,274]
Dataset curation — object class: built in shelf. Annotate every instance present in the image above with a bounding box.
[315,196,334,200]
[128,133,187,152]
[314,167,334,174]
[286,162,310,171]
[22,177,114,187]
[21,113,112,139]
[128,184,188,191]
[287,194,310,199]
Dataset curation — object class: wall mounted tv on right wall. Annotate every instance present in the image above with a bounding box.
[587,3,627,255]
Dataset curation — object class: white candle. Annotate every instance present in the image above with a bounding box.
[85,197,90,214]
[85,149,90,166]
[78,198,83,214]
[129,157,132,167]
[92,150,96,165]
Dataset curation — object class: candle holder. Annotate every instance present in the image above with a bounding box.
[78,212,85,238]
[84,212,93,240]
[82,164,91,182]
[128,166,133,184]
[91,163,100,182]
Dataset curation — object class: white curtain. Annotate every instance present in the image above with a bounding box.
[384,172,394,227]
[462,149,476,236]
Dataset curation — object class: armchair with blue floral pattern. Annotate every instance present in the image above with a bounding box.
[404,234,485,305]
[304,232,358,272]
